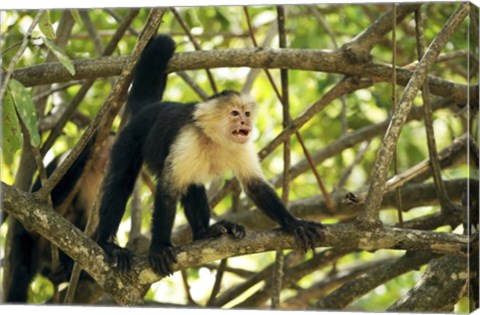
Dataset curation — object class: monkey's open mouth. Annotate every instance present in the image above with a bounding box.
[232,129,250,137]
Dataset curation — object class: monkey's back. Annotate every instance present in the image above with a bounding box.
[125,101,197,176]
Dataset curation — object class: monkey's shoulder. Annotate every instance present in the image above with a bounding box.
[136,101,198,173]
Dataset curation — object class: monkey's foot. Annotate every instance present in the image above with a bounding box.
[204,220,246,239]
[149,245,177,277]
[102,242,133,273]
[284,220,323,253]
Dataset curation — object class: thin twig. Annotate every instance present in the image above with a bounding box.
[271,6,289,309]
[391,3,404,228]
[309,5,348,133]
[104,8,139,37]
[181,270,197,305]
[414,8,452,214]
[177,71,209,101]
[171,8,218,94]
[79,11,104,55]
[0,10,43,100]
[215,250,304,307]
[235,249,351,308]
[270,99,455,189]
[207,259,227,306]
[337,140,372,188]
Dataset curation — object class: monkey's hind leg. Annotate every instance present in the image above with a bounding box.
[181,184,246,241]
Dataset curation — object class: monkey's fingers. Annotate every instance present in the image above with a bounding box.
[304,221,324,240]
[149,246,177,277]
[101,242,133,273]
[293,226,309,253]
[205,220,246,239]
[229,223,246,239]
[293,220,324,253]
[115,249,133,273]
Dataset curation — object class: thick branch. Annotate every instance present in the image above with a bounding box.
[2,182,471,301]
[342,3,422,61]
[314,251,437,310]
[171,179,471,245]
[1,183,144,305]
[388,255,468,311]
[7,49,474,104]
[283,258,394,309]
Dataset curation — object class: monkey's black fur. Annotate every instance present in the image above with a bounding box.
[93,35,323,277]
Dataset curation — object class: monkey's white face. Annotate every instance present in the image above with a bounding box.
[228,107,253,144]
[194,93,257,146]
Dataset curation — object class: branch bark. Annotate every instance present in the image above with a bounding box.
[170,179,472,246]
[2,181,472,304]
[314,251,437,310]
[1,183,144,305]
[7,48,475,104]
[342,3,422,62]
[388,255,468,312]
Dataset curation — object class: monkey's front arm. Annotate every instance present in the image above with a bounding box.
[244,178,324,252]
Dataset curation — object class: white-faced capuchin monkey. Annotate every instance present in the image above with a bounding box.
[92,34,323,277]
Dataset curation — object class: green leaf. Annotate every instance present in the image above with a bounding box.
[43,38,76,76]
[70,9,83,26]
[39,11,56,40]
[8,79,41,147]
[2,89,23,165]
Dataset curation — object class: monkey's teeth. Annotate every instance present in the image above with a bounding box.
[233,129,249,137]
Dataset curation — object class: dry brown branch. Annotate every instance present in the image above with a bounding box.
[314,251,437,310]
[357,3,469,228]
[8,49,475,104]
[2,181,472,304]
[388,255,468,311]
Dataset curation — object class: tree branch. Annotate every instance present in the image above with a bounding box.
[314,251,437,310]
[7,49,475,104]
[170,179,472,245]
[1,182,144,305]
[2,181,472,304]
[388,255,468,311]
[342,3,422,62]
[357,3,469,228]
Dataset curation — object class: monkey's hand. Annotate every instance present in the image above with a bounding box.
[101,242,133,273]
[203,220,246,239]
[149,244,178,277]
[283,220,323,253]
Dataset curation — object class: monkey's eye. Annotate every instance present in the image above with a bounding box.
[231,110,240,116]
[245,111,251,117]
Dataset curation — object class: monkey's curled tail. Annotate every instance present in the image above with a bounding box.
[127,34,176,116]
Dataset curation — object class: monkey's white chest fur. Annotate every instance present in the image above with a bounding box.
[166,125,263,192]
